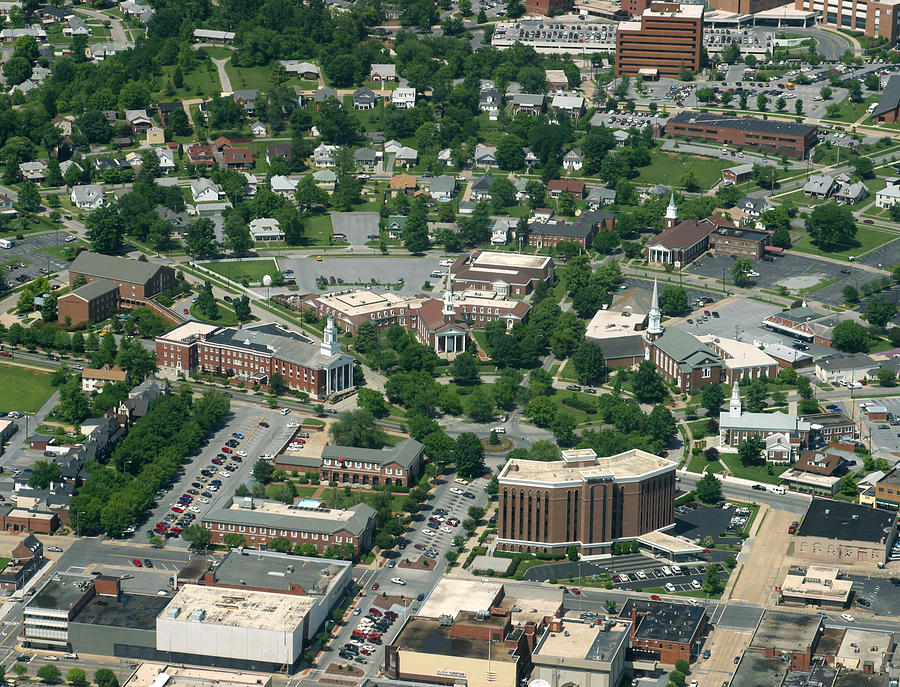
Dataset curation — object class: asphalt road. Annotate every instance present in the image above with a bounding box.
[677,471,812,515]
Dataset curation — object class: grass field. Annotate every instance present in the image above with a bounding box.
[635,152,732,190]
[0,558,10,573]
[155,64,221,101]
[720,453,789,484]
[190,301,239,326]
[205,259,278,283]
[0,364,56,413]
[686,453,724,473]
[306,214,334,245]
[825,94,880,123]
[792,225,895,260]
[225,63,273,91]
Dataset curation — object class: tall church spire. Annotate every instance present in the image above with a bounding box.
[442,271,455,321]
[321,315,341,356]
[646,278,663,339]
[665,193,678,230]
[729,381,742,417]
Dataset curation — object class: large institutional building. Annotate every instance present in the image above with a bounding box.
[155,319,354,399]
[615,3,704,78]
[497,448,676,557]
[794,0,900,40]
[665,111,818,157]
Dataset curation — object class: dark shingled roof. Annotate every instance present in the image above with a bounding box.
[796,498,895,543]
[669,110,816,137]
[872,74,900,118]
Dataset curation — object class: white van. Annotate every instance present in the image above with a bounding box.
[769,485,785,495]
[280,408,291,415]
[0,239,13,249]
[490,427,506,434]
[661,566,672,576]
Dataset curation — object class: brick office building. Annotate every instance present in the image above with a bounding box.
[68,251,175,300]
[748,611,823,671]
[619,599,707,664]
[57,279,120,326]
[666,111,818,157]
[709,226,770,259]
[155,319,355,400]
[644,328,723,393]
[525,0,570,14]
[616,3,704,77]
[497,448,676,557]
[795,0,900,41]
[450,251,555,296]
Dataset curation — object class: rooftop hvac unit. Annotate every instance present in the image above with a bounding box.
[191,609,205,621]
[166,606,181,618]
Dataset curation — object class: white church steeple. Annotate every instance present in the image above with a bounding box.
[665,193,678,230]
[646,277,663,340]
[442,271,455,321]
[729,381,742,417]
[321,315,341,356]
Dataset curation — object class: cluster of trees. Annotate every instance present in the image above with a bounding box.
[354,321,440,375]
[69,389,230,536]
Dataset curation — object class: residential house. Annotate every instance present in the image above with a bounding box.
[803,174,837,199]
[395,146,418,168]
[527,210,611,250]
[157,206,189,234]
[479,83,503,119]
[186,144,214,166]
[154,147,175,174]
[547,179,585,199]
[386,215,407,239]
[562,148,583,172]
[270,175,299,198]
[70,184,105,210]
[192,28,234,43]
[393,87,416,109]
[92,157,130,174]
[473,143,497,168]
[353,148,378,170]
[314,87,337,110]
[815,353,876,385]
[384,139,403,155]
[550,93,585,118]
[370,64,398,82]
[523,148,539,167]
[266,144,292,164]
[51,116,74,136]
[586,186,616,209]
[429,175,456,200]
[81,365,128,393]
[156,101,182,127]
[242,172,258,198]
[313,169,337,191]
[0,193,14,215]
[249,218,285,242]
[125,109,153,134]
[353,87,377,110]
[145,127,165,145]
[511,93,544,115]
[875,177,900,208]
[280,61,319,79]
[546,69,569,91]
[191,178,225,203]
[470,176,495,201]
[833,174,868,204]
[313,143,336,168]
[737,195,773,218]
[251,121,267,137]
[119,1,153,22]
[232,89,258,114]
[389,174,417,195]
[58,160,81,178]
[213,136,233,152]
[87,41,134,61]
[0,26,46,42]
[613,130,630,147]
[19,161,46,182]
[223,146,255,169]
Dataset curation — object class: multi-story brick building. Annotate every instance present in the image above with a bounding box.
[450,251,555,297]
[525,0,570,14]
[155,319,355,400]
[201,496,375,553]
[795,0,900,41]
[748,611,823,672]
[709,226,770,259]
[274,438,425,488]
[616,3,704,77]
[696,335,779,384]
[57,279,120,326]
[68,251,175,300]
[874,468,900,510]
[666,111,818,157]
[527,210,614,250]
[719,383,811,449]
[762,300,836,347]
[619,599,707,664]
[497,448,676,557]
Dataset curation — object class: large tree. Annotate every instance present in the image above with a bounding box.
[184,218,217,258]
[28,460,61,489]
[832,319,869,353]
[805,202,857,252]
[865,295,897,328]
[701,383,725,416]
[86,205,124,253]
[695,471,722,503]
[328,409,388,448]
[571,339,607,385]
[658,285,688,316]
[731,257,753,287]
[737,434,764,466]
[451,351,480,385]
[455,432,485,479]
[632,360,668,404]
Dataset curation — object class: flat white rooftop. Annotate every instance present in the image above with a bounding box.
[418,579,503,618]
[585,309,645,339]
[162,585,315,632]
[500,448,675,485]
[126,663,272,687]
[472,251,550,270]
[645,3,703,17]
[226,498,358,523]
[160,322,219,342]
[536,619,629,661]
[697,335,778,369]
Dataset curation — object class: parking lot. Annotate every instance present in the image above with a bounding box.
[1,232,74,287]
[860,397,900,455]
[331,212,380,246]
[673,502,749,547]
[843,573,900,618]
[137,403,299,547]
[273,255,449,296]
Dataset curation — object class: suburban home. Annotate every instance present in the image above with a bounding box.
[386,215,407,239]
[876,177,900,208]
[550,93,585,118]
[145,126,165,145]
[833,174,868,204]
[81,365,128,393]
[511,93,544,115]
[314,87,337,110]
[19,161,46,182]
[120,1,153,22]
[191,178,225,203]
[156,101,182,127]
[249,218,285,242]
[186,144,214,165]
[157,207,189,234]
[370,63,398,82]
[251,121,267,136]
[393,87,416,109]
[270,175,299,198]
[353,87,377,110]
[547,179,586,199]
[473,143,498,168]
[313,143,337,168]
[470,176,495,201]
[429,175,456,200]
[280,61,319,79]
[384,139,403,155]
[479,84,503,119]
[803,174,837,199]
[353,148,378,169]
[265,143,292,165]
[389,174,417,195]
[586,186,616,209]
[51,116,74,136]
[313,169,337,191]
[193,28,234,43]
[737,196,773,218]
[241,172,258,198]
[815,353,876,385]
[70,184,106,210]
[562,148,584,172]
[232,89,258,114]
[125,109,153,134]
[395,146,418,168]
[0,193,14,215]
[223,146,255,169]
[59,159,81,177]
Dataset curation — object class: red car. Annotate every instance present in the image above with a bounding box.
[183,308,189,314]
[414,544,426,551]
[368,609,382,617]
[570,588,581,594]
[650,594,662,601]
[360,649,372,656]
[169,527,182,535]
[132,558,143,567]
[221,447,233,453]
[0,351,11,358]
[371,582,380,590]
[171,506,184,513]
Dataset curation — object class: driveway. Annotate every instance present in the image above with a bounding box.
[331,213,380,246]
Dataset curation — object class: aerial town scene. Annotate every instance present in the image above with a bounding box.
[2,0,900,687]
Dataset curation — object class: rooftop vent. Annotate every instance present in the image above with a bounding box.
[191,609,205,621]
[166,606,181,618]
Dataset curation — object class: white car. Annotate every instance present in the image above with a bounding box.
[189,506,201,513]
[236,450,247,457]
[423,529,435,537]
[390,578,406,585]
[449,487,464,495]
[619,574,630,583]
[841,614,855,622]
[362,644,377,652]
[208,485,219,492]
[199,497,210,504]
[439,259,453,267]
[260,454,274,460]
[691,580,702,590]
[688,599,699,606]
[287,422,300,428]
[441,526,453,533]
[636,570,647,580]
[219,471,230,478]
[665,582,676,593]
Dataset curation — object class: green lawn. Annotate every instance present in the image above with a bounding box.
[825,94,880,123]
[225,63,273,91]
[686,453,724,474]
[0,557,10,573]
[43,240,88,262]
[306,213,334,245]
[635,152,732,190]
[0,364,56,413]
[155,64,221,101]
[719,453,789,484]
[205,259,278,283]
[198,46,234,60]
[792,225,895,261]
[291,485,319,498]
[190,301,239,326]
[687,419,716,439]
